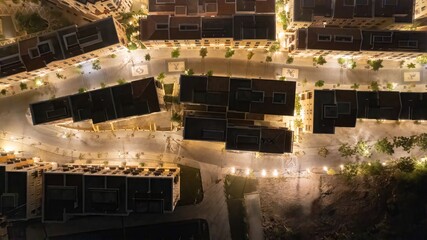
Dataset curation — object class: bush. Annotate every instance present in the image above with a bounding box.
[185,69,194,76]
[370,81,380,91]
[396,157,416,173]
[171,112,182,123]
[157,72,165,81]
[268,43,280,53]
[171,48,180,58]
[110,54,117,58]
[127,42,138,50]
[265,56,272,63]
[78,88,87,93]
[199,47,208,58]
[206,70,213,76]
[286,56,294,64]
[92,59,101,70]
[338,57,346,67]
[351,83,360,90]
[416,55,427,65]
[360,160,384,176]
[145,53,151,61]
[318,147,329,158]
[294,95,301,116]
[1,89,7,95]
[100,82,106,88]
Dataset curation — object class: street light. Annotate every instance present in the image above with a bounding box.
[245,168,250,176]
[323,166,328,172]
[273,169,278,177]
[340,164,344,171]
[261,169,267,177]
[231,167,236,174]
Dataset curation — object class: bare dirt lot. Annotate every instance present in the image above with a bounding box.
[259,172,427,240]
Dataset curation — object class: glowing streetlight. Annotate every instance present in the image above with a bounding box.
[340,164,344,170]
[245,168,250,176]
[273,169,278,177]
[382,162,387,166]
[261,169,267,177]
[306,168,311,174]
[35,79,43,87]
[231,167,236,174]
[323,166,328,172]
[4,146,14,152]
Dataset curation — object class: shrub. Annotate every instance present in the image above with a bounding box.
[286,56,294,64]
[416,55,427,65]
[185,69,194,76]
[127,42,138,50]
[265,56,272,63]
[206,70,213,76]
[396,157,416,173]
[145,53,151,61]
[15,12,48,34]
[110,54,117,58]
[360,161,384,176]
[171,48,180,58]
[100,82,106,88]
[1,89,7,95]
[268,43,280,53]
[78,88,87,93]
[294,95,301,116]
[338,57,346,67]
[171,112,182,123]
[156,72,165,81]
[92,59,101,70]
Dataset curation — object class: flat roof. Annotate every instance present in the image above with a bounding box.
[183,116,227,142]
[233,15,276,40]
[30,97,72,125]
[357,91,401,120]
[400,92,427,120]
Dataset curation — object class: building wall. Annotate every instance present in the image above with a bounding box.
[45,0,132,21]
[142,38,274,49]
[415,0,427,19]
[300,91,314,133]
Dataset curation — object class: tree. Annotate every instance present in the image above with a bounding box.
[318,147,329,158]
[225,47,235,76]
[225,47,235,59]
[374,137,394,155]
[92,59,101,70]
[393,136,416,153]
[338,143,356,158]
[286,56,294,64]
[338,57,346,68]
[355,140,372,158]
[367,59,383,71]
[315,80,325,87]
[268,43,280,53]
[294,95,302,116]
[156,72,165,82]
[342,163,359,179]
[247,51,254,60]
[396,157,415,173]
[416,133,427,151]
[56,73,65,79]
[110,54,117,58]
[171,48,180,58]
[199,47,208,58]
[370,81,380,91]
[171,111,182,123]
[100,82,106,88]
[399,60,405,68]
[206,70,213,76]
[348,59,357,69]
[78,88,87,93]
[351,83,360,90]
[386,82,394,90]
[19,82,27,91]
[416,55,427,65]
[117,79,126,85]
[145,54,151,61]
[185,69,194,76]
[265,56,272,63]
[313,55,327,66]
[1,89,7,95]
[406,63,416,69]
[127,42,138,50]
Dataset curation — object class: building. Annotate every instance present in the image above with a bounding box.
[301,90,358,134]
[293,27,427,59]
[30,77,164,125]
[301,90,427,134]
[140,0,276,49]
[0,152,52,221]
[415,0,427,20]
[0,17,127,86]
[42,163,180,223]
[44,0,132,22]
[289,0,415,31]
[180,75,295,153]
